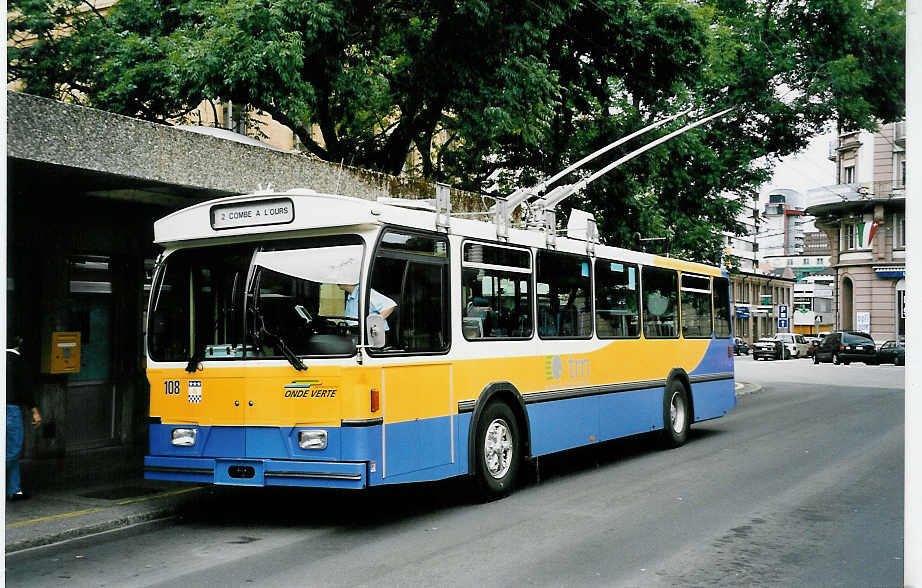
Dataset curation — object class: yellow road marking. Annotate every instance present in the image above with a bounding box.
[6,507,107,529]
[6,487,202,529]
[115,486,201,506]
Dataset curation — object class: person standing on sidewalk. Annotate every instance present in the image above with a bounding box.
[7,335,41,501]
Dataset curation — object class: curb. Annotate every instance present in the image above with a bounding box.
[6,508,177,554]
[5,486,204,554]
[735,382,762,397]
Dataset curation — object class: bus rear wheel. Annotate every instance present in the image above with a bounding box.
[474,402,521,501]
[662,380,690,448]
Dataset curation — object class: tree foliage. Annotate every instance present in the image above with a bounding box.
[8,0,905,264]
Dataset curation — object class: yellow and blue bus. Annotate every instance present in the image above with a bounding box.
[144,189,736,498]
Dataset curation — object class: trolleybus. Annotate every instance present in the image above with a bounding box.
[144,188,736,499]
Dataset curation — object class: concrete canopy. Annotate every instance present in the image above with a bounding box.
[6,90,475,210]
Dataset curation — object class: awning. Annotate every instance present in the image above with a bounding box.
[873,266,905,278]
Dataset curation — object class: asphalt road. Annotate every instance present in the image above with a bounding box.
[7,356,904,587]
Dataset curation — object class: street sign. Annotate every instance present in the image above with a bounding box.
[778,304,788,319]
[778,318,789,328]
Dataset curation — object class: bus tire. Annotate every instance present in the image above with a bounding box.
[661,380,690,448]
[473,402,521,501]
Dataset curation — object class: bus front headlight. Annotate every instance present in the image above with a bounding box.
[171,428,197,446]
[298,430,327,450]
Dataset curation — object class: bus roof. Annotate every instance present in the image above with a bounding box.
[154,189,724,276]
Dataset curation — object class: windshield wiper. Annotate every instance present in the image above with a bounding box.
[252,307,307,371]
[185,344,207,373]
[273,334,307,371]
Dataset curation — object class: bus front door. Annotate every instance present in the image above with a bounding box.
[381,363,454,480]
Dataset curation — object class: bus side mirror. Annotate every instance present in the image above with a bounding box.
[366,314,386,349]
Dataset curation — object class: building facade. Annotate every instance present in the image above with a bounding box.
[730,271,795,343]
[805,121,906,342]
[761,252,831,281]
[722,191,761,272]
[757,188,806,259]
[792,273,836,335]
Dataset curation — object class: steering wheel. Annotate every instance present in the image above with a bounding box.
[313,316,359,336]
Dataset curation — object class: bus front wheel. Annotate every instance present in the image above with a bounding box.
[662,380,690,448]
[474,402,521,501]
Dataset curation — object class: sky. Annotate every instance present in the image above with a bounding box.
[759,130,837,200]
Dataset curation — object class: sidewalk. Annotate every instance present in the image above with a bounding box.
[5,478,204,554]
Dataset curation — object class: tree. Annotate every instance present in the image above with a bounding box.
[9,0,905,264]
[438,0,904,262]
[9,0,570,176]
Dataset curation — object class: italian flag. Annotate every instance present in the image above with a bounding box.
[858,219,880,248]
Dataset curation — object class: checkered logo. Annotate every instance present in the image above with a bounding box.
[188,380,202,404]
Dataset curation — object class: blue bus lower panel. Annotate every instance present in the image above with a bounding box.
[146,417,464,489]
[527,387,664,457]
[690,379,737,422]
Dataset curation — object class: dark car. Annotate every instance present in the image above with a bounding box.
[752,337,783,360]
[734,337,750,356]
[813,331,877,365]
[876,340,905,366]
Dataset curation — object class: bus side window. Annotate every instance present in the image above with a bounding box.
[713,276,732,338]
[369,230,450,353]
[642,266,679,338]
[595,259,639,338]
[461,242,532,340]
[680,273,713,338]
[537,251,592,339]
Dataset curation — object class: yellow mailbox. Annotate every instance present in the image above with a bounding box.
[42,331,81,374]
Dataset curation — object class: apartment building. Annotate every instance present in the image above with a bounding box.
[723,192,761,272]
[805,121,906,341]
[761,231,831,281]
[757,188,807,259]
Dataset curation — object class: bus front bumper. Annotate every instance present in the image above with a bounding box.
[144,456,368,489]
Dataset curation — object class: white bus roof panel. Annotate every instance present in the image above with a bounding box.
[154,190,384,245]
[152,189,724,276]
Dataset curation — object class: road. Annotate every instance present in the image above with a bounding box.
[7,356,904,587]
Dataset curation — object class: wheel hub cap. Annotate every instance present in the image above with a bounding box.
[670,393,686,433]
[484,419,513,479]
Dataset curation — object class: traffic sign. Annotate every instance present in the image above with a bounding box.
[778,318,789,328]
[778,304,788,319]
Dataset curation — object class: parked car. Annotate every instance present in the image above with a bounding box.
[733,337,750,356]
[774,332,810,359]
[753,337,783,360]
[813,331,877,365]
[875,340,905,366]
[804,336,822,357]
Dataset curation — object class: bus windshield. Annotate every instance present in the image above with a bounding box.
[248,236,363,359]
[147,235,365,364]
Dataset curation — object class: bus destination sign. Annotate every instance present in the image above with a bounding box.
[211,198,294,230]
